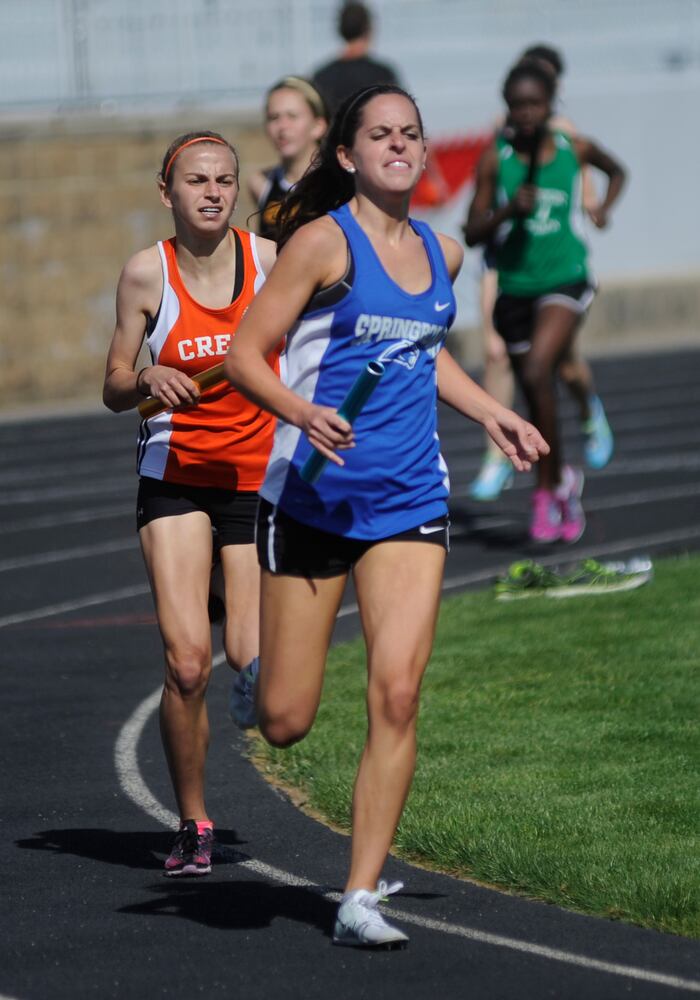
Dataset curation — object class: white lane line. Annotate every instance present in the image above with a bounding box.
[377,910,700,994]
[585,482,700,511]
[3,481,698,578]
[0,584,150,629]
[113,654,323,892]
[452,483,700,533]
[0,453,132,486]
[114,588,700,994]
[580,454,700,475]
[0,585,353,632]
[4,522,700,631]
[0,480,130,506]
[453,486,700,538]
[0,504,130,535]
[449,451,700,484]
[0,537,138,573]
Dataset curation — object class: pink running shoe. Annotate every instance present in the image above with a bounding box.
[164,819,214,877]
[530,488,561,542]
[557,466,586,543]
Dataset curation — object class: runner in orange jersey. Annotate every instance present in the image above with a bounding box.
[103,131,278,876]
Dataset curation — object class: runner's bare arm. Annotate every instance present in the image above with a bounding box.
[435,233,464,282]
[462,144,531,246]
[254,233,277,276]
[103,247,200,413]
[435,350,548,471]
[551,114,599,214]
[225,218,355,463]
[247,170,268,205]
[573,137,627,229]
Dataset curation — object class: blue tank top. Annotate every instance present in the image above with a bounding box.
[260,202,456,539]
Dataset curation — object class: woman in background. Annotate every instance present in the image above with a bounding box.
[464,62,626,542]
[467,44,615,501]
[248,76,328,240]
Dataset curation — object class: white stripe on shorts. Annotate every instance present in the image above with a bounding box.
[538,285,596,314]
[506,340,532,356]
[267,504,278,573]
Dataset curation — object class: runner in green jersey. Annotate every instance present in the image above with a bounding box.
[464,59,626,544]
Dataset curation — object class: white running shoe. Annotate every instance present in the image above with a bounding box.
[332,880,408,949]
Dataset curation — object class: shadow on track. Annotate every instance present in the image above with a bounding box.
[16,827,246,872]
[119,881,338,936]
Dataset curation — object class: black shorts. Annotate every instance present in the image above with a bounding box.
[493,281,596,355]
[482,242,499,272]
[256,498,450,579]
[136,477,258,546]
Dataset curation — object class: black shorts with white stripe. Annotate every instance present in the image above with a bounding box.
[256,499,449,579]
[136,476,258,545]
[493,280,597,355]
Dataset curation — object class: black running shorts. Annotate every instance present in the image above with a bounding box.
[493,281,596,355]
[136,477,258,545]
[256,498,449,578]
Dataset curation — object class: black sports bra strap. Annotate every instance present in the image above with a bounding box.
[304,248,355,313]
[231,228,245,303]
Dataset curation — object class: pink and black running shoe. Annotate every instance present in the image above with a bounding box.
[164,819,214,877]
[529,488,561,543]
[557,466,586,544]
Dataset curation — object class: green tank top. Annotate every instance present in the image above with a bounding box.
[494,130,589,295]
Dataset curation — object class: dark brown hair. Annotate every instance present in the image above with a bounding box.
[276,84,423,249]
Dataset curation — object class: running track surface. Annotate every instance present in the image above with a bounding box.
[2,348,699,1000]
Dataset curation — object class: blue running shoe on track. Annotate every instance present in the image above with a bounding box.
[584,396,613,470]
[468,455,514,501]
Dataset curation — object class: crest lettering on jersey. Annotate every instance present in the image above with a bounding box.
[178,333,232,361]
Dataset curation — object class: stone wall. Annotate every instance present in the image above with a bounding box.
[1,112,697,411]
[0,112,269,409]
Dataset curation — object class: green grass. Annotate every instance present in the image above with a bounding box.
[255,553,700,938]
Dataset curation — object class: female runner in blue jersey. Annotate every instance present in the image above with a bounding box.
[224,85,548,949]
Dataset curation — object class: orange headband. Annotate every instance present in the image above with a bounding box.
[163,136,229,183]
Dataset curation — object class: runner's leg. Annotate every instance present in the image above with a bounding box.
[139,512,213,821]
[220,542,260,671]
[511,303,580,490]
[346,540,445,891]
[257,571,348,747]
[470,270,516,500]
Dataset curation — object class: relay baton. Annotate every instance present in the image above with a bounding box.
[299,360,385,484]
[137,362,226,419]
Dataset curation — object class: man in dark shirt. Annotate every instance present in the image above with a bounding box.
[312,2,401,115]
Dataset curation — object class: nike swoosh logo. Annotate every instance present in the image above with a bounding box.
[419,524,444,534]
[434,301,450,312]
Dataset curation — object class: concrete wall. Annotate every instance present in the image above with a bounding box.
[0,112,697,412]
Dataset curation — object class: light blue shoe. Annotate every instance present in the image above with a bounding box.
[583,396,613,470]
[468,455,514,501]
[229,658,259,729]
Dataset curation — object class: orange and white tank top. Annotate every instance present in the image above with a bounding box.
[137,228,279,491]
